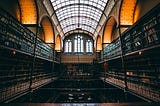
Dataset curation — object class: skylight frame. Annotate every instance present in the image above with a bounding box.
[51,0,108,35]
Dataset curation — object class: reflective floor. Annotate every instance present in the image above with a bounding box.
[1,103,159,106]
[11,75,147,103]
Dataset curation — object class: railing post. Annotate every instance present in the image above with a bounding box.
[29,0,39,93]
[118,25,128,92]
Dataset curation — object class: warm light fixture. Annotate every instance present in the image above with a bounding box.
[12,51,16,55]
[138,51,142,55]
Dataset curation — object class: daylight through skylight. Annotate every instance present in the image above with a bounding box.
[51,0,108,34]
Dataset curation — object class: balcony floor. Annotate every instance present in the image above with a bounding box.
[10,75,149,103]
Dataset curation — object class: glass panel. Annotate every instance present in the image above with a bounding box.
[74,35,84,53]
[65,41,68,52]
[86,40,93,53]
[69,41,72,52]
[65,39,72,53]
[51,0,108,34]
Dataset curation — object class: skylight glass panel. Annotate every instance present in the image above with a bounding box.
[51,0,108,34]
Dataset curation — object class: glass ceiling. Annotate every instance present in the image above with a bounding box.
[51,0,108,35]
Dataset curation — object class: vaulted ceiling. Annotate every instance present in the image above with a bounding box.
[43,0,140,41]
[42,0,117,39]
[50,0,108,37]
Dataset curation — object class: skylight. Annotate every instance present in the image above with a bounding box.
[50,0,108,34]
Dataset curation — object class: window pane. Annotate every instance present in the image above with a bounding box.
[65,39,72,53]
[74,38,77,52]
[68,42,71,52]
[86,40,93,53]
[74,35,83,53]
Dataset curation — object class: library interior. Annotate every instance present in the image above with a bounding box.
[0,0,160,105]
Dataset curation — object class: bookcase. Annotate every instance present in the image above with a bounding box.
[99,4,160,102]
[0,48,31,102]
[0,7,55,61]
[121,4,160,55]
[102,38,121,61]
[123,47,160,101]
[0,7,59,102]
[0,8,35,55]
[31,58,56,89]
[35,39,54,61]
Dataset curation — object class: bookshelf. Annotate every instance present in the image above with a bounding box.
[124,47,160,101]
[0,7,59,102]
[0,48,31,102]
[102,38,121,61]
[99,4,160,102]
[0,7,56,62]
[35,39,54,61]
[121,4,160,55]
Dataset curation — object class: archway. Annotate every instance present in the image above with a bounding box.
[15,2,21,22]
[40,16,55,44]
[103,16,117,48]
[55,35,61,52]
[120,0,137,25]
[96,35,102,52]
[19,0,37,24]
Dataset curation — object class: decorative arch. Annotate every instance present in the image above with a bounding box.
[19,0,37,24]
[39,28,45,41]
[120,0,137,25]
[15,0,21,22]
[96,35,102,52]
[133,1,140,23]
[65,29,94,40]
[103,16,117,44]
[55,35,61,52]
[40,16,55,43]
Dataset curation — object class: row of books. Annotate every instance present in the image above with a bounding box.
[102,4,160,60]
[121,4,160,54]
[99,4,160,102]
[0,48,58,102]
[102,38,121,60]
[0,8,54,61]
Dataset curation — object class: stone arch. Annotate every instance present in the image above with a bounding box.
[15,1,21,22]
[133,0,140,23]
[96,35,102,52]
[103,16,117,46]
[38,27,45,41]
[55,35,62,52]
[120,0,137,25]
[40,16,55,44]
[19,0,37,24]
[0,0,21,21]
[133,0,160,23]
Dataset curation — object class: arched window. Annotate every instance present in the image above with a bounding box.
[86,40,93,53]
[74,35,84,53]
[65,39,72,53]
[64,33,93,54]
